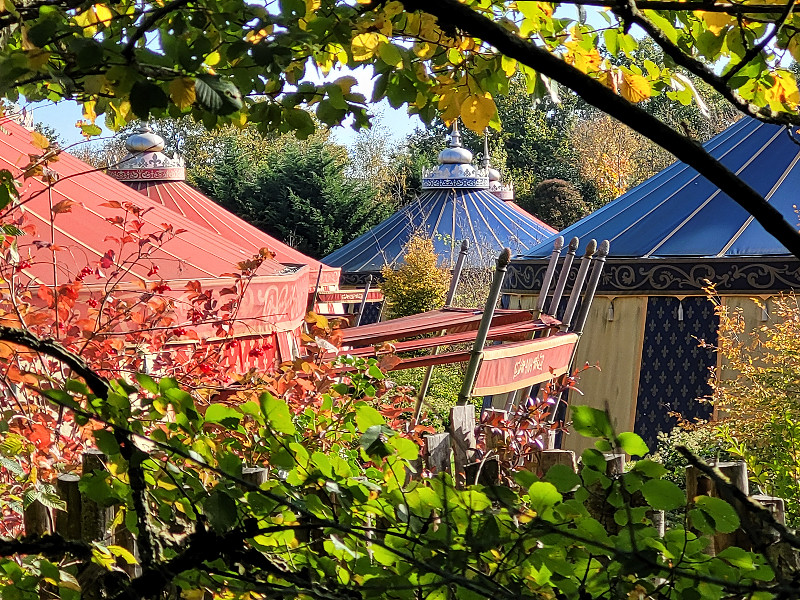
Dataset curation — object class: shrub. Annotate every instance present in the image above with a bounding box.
[380,234,451,319]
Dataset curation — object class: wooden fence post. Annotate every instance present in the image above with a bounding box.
[449,405,475,488]
[538,449,576,477]
[242,467,269,486]
[56,474,81,540]
[23,500,52,536]
[686,460,748,555]
[425,433,451,474]
[80,450,113,544]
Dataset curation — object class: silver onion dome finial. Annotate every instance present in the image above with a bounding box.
[437,120,473,165]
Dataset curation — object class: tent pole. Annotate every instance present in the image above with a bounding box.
[457,248,511,406]
[413,240,470,424]
[353,275,373,327]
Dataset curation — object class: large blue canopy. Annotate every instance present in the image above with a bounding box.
[324,188,556,280]
[518,118,800,260]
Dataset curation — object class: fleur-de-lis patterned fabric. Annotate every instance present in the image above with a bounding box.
[634,296,717,448]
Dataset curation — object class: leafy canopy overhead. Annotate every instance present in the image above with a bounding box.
[3,0,799,138]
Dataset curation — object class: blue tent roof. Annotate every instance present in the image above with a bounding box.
[518,118,800,260]
[323,188,556,275]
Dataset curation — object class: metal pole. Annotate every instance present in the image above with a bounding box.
[308,267,323,312]
[572,240,609,335]
[534,236,564,317]
[445,239,469,307]
[560,239,597,332]
[413,240,470,422]
[457,248,511,406]
[353,275,373,327]
[546,236,579,318]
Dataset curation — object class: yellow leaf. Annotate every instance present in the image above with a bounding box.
[460,93,497,133]
[31,131,50,150]
[413,41,435,59]
[83,100,97,123]
[351,32,381,61]
[26,49,51,69]
[620,72,651,103]
[305,0,320,11]
[169,77,196,109]
[438,87,468,124]
[697,10,733,35]
[205,51,221,66]
[245,26,273,44]
[93,4,113,25]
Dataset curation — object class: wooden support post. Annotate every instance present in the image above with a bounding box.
[449,405,476,488]
[573,240,610,335]
[652,510,666,537]
[560,240,597,332]
[686,460,748,555]
[56,474,81,540]
[546,237,579,318]
[23,500,52,536]
[481,408,508,453]
[584,453,626,533]
[751,495,786,525]
[425,433,451,474]
[538,449,576,477]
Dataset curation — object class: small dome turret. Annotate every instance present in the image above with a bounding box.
[124,126,165,153]
[422,120,489,190]
[107,124,185,183]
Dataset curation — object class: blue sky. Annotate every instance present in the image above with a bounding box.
[25,64,423,150]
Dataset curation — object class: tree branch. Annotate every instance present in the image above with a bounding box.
[404,0,800,261]
[121,0,192,62]
[0,535,91,559]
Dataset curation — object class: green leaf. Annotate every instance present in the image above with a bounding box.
[641,479,685,511]
[528,481,562,514]
[571,406,614,439]
[203,489,237,532]
[359,425,391,458]
[135,373,159,395]
[195,74,243,115]
[129,80,169,119]
[355,403,385,432]
[695,496,740,533]
[204,404,242,429]
[544,464,581,493]
[616,432,649,457]
[259,392,296,435]
[632,459,668,479]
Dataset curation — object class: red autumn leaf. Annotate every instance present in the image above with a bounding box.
[51,199,75,215]
[100,250,115,269]
[37,285,55,308]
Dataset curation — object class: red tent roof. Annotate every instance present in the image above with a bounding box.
[123,179,341,290]
[0,119,290,284]
[0,118,309,336]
